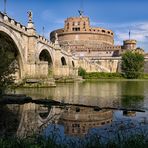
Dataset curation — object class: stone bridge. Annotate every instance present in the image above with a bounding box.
[0,12,79,83]
[1,11,148,85]
[0,11,121,85]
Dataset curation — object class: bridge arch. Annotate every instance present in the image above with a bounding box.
[37,45,54,64]
[39,49,53,67]
[61,56,67,66]
[0,25,24,79]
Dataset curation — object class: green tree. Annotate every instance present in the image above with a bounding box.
[0,44,16,94]
[78,67,86,78]
[121,51,144,79]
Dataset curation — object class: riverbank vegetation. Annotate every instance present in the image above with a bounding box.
[0,41,16,95]
[78,67,148,80]
[78,51,145,80]
[121,51,144,79]
[0,133,147,148]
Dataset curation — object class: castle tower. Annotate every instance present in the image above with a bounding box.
[50,15,114,52]
[123,40,137,50]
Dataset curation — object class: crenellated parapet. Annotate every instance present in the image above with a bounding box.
[0,12,29,35]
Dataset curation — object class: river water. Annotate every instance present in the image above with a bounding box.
[0,80,148,145]
[16,80,148,109]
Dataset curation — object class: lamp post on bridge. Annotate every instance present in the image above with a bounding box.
[4,0,7,15]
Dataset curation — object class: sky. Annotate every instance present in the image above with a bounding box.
[0,0,148,51]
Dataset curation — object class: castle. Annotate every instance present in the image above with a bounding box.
[50,13,144,73]
[0,10,146,86]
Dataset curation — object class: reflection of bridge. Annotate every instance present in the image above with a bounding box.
[14,103,112,137]
[2,103,113,138]
[16,103,64,137]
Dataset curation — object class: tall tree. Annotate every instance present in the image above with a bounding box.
[0,43,16,94]
[121,51,144,79]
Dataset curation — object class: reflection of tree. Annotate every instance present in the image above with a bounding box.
[0,105,20,137]
[121,95,144,108]
[121,81,144,108]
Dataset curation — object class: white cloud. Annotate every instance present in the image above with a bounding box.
[91,20,148,51]
[115,22,148,49]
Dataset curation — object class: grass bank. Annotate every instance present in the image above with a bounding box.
[83,72,124,79]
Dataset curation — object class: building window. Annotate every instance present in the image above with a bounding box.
[73,27,80,31]
[83,22,86,29]
[67,23,69,30]
[72,61,75,67]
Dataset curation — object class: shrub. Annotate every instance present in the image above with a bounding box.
[78,67,86,78]
[121,51,144,79]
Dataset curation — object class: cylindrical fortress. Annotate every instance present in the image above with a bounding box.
[50,16,114,51]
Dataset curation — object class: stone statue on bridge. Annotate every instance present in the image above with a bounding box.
[27,10,33,22]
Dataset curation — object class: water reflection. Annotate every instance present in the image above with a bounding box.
[59,106,113,136]
[0,103,113,138]
[16,80,147,109]
[0,101,147,140]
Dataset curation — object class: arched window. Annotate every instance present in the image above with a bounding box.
[61,57,67,65]
[72,61,75,67]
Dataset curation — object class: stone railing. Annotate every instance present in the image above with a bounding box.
[38,35,54,47]
[0,11,28,34]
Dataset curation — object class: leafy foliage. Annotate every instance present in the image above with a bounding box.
[78,67,86,78]
[121,51,144,79]
[0,44,16,94]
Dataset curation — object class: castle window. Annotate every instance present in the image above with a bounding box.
[101,122,105,125]
[83,22,86,29]
[73,27,80,31]
[102,30,105,33]
[111,33,113,35]
[107,121,110,123]
[73,22,75,26]
[67,23,69,30]
[108,31,110,34]
[78,22,80,25]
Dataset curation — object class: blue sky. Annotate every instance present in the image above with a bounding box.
[0,0,148,51]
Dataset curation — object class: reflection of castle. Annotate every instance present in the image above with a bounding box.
[59,106,113,136]
[0,103,112,138]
